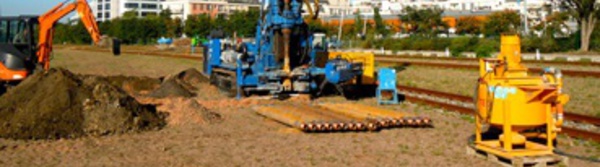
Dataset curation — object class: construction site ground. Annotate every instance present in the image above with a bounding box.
[0,47,598,166]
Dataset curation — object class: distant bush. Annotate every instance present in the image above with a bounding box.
[449,37,478,57]
[370,34,589,54]
[522,36,569,53]
[378,37,452,52]
[475,39,498,58]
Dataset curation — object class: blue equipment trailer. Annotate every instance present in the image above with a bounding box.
[203,0,367,99]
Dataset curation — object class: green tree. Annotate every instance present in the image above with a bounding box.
[141,15,166,43]
[159,8,172,20]
[158,8,183,38]
[353,11,364,36]
[483,10,521,36]
[306,19,330,34]
[170,18,184,37]
[53,21,92,44]
[184,14,212,38]
[533,12,570,38]
[398,6,446,37]
[227,9,260,37]
[560,0,600,52]
[123,10,138,19]
[98,20,112,35]
[373,7,390,36]
[456,16,483,35]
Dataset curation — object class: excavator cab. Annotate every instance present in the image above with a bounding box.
[0,16,39,82]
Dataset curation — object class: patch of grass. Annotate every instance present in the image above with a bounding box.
[554,57,568,62]
[398,144,410,154]
[461,115,475,123]
[321,156,337,162]
[580,58,592,63]
[431,149,444,156]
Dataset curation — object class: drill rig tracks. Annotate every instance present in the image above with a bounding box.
[254,103,432,132]
[397,85,600,142]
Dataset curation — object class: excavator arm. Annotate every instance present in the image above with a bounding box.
[37,0,103,70]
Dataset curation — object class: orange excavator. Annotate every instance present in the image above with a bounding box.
[0,0,118,90]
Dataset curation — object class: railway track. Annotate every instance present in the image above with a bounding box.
[74,49,600,78]
[376,54,600,67]
[376,57,600,78]
[397,85,600,142]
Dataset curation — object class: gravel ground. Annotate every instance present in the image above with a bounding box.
[0,48,598,166]
[51,49,201,77]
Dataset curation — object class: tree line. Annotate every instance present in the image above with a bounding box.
[310,2,599,53]
[54,9,259,45]
[56,1,599,52]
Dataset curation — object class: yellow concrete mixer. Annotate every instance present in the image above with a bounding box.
[473,35,569,158]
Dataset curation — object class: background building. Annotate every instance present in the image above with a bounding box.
[90,0,165,21]
[162,0,259,20]
[88,0,562,23]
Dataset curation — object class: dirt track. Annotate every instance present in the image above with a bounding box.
[0,48,598,166]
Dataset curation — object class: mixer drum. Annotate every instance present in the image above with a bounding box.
[487,85,558,132]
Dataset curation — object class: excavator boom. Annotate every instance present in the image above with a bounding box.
[37,0,102,70]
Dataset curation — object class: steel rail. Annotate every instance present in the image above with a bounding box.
[376,54,600,67]
[377,58,600,78]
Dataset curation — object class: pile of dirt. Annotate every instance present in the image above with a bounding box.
[137,98,222,125]
[0,68,166,140]
[177,68,209,86]
[148,68,208,98]
[173,38,191,47]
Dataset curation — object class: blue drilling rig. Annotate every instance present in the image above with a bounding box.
[203,0,376,99]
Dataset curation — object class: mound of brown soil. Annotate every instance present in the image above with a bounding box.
[148,68,207,98]
[148,78,195,98]
[0,68,166,140]
[177,68,209,86]
[137,97,222,126]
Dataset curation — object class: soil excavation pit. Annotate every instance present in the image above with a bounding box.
[0,68,166,140]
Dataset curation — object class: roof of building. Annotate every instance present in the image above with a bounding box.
[320,10,494,21]
[227,0,260,4]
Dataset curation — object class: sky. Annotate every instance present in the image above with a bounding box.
[1,0,71,16]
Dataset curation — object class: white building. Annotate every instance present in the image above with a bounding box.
[90,0,165,21]
[318,0,560,21]
[162,0,259,20]
[88,0,260,21]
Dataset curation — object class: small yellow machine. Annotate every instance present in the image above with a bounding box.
[474,35,569,158]
[327,51,376,85]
